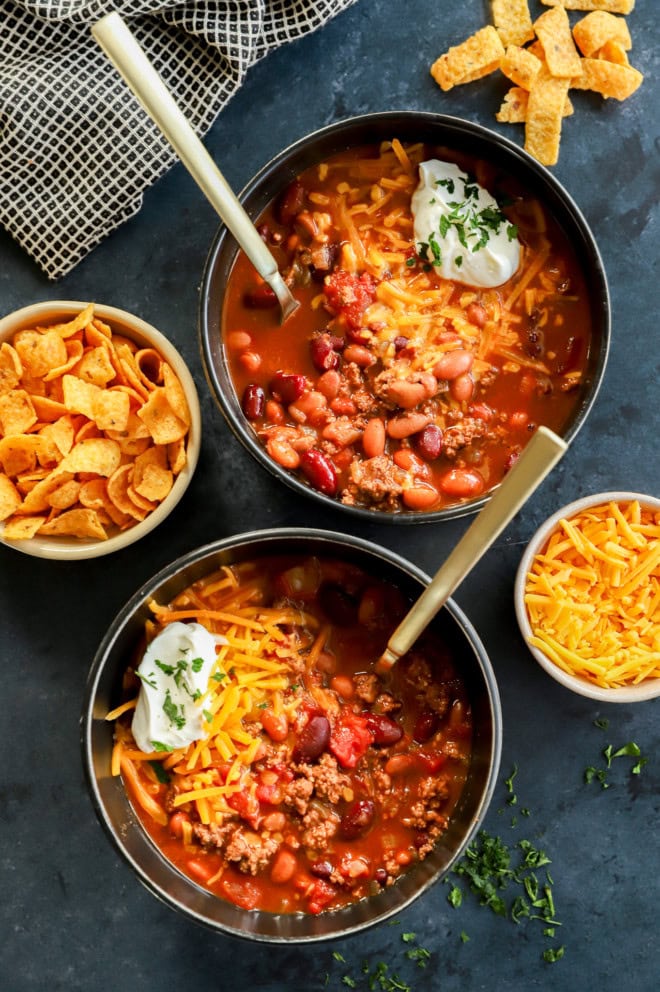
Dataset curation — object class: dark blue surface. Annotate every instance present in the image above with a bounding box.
[1,1,658,989]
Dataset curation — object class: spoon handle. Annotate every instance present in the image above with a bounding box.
[92,13,296,318]
[377,426,567,672]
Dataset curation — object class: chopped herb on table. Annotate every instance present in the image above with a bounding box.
[327,930,431,990]
[584,740,647,789]
[447,768,564,964]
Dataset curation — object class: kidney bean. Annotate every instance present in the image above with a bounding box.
[271,849,297,885]
[387,412,431,440]
[345,325,371,345]
[433,349,474,381]
[292,713,331,763]
[267,436,300,470]
[226,329,252,351]
[241,383,265,420]
[414,424,443,461]
[310,860,334,879]
[504,450,520,473]
[466,302,487,327]
[340,799,375,840]
[402,485,439,510]
[243,284,278,309]
[317,651,337,675]
[277,180,306,224]
[299,449,337,496]
[450,372,475,403]
[319,582,358,626]
[269,371,307,404]
[365,713,403,746]
[310,334,340,372]
[260,709,288,743]
[316,369,341,400]
[393,335,409,352]
[265,399,285,425]
[362,418,386,458]
[413,709,439,743]
[343,343,375,367]
[374,867,388,885]
[385,379,427,410]
[439,466,485,498]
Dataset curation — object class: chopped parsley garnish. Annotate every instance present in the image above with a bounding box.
[203,709,214,723]
[152,762,171,784]
[420,174,516,269]
[162,689,185,730]
[191,656,204,673]
[585,740,647,787]
[211,671,227,683]
[150,740,174,752]
[593,717,609,730]
[154,659,176,676]
[136,671,157,689]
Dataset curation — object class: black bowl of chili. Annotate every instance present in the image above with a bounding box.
[200,112,609,522]
[82,528,502,941]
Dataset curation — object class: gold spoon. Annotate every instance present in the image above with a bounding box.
[375,425,567,674]
[92,12,299,323]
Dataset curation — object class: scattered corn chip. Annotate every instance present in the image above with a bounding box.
[501,45,543,89]
[525,68,572,165]
[493,0,535,47]
[572,9,631,54]
[430,26,505,91]
[595,39,629,63]
[0,474,21,521]
[534,6,583,76]
[540,1,634,14]
[497,86,573,123]
[39,507,108,540]
[570,57,642,97]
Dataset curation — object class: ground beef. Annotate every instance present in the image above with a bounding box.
[301,804,339,850]
[281,775,314,815]
[343,454,406,508]
[442,417,488,458]
[372,767,391,793]
[309,753,352,804]
[373,692,402,714]
[192,822,235,851]
[224,828,280,875]
[404,776,450,831]
[426,682,451,717]
[404,655,433,692]
[354,672,379,704]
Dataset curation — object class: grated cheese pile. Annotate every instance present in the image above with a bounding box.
[524,500,660,688]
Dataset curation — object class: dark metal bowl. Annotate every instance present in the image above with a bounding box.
[81,528,502,941]
[199,112,610,523]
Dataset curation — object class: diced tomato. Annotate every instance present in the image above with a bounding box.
[323,270,376,329]
[306,878,337,914]
[329,712,374,769]
[255,782,282,805]
[227,789,261,828]
[219,874,260,910]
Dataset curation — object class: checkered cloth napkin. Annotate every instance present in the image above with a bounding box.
[0,0,355,280]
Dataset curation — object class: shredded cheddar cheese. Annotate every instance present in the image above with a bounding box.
[524,500,660,688]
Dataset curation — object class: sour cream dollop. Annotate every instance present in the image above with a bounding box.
[411,160,520,288]
[131,621,220,753]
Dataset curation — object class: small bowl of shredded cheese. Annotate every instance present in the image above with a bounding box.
[514,492,660,703]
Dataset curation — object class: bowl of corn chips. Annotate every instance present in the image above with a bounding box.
[514,491,660,703]
[0,301,201,560]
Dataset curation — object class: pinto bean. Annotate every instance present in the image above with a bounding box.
[316,369,341,400]
[439,467,485,498]
[260,709,288,743]
[387,412,431,439]
[292,714,331,763]
[450,372,475,403]
[267,436,301,470]
[330,397,357,417]
[239,351,261,373]
[330,674,355,699]
[271,849,297,885]
[362,418,386,458]
[226,330,252,351]
[384,754,415,776]
[343,344,375,367]
[385,379,427,410]
[466,302,487,327]
[402,485,440,510]
[265,399,285,425]
[289,390,328,426]
[433,349,474,381]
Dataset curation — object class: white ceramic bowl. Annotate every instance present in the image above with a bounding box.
[0,301,201,560]
[514,492,660,703]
